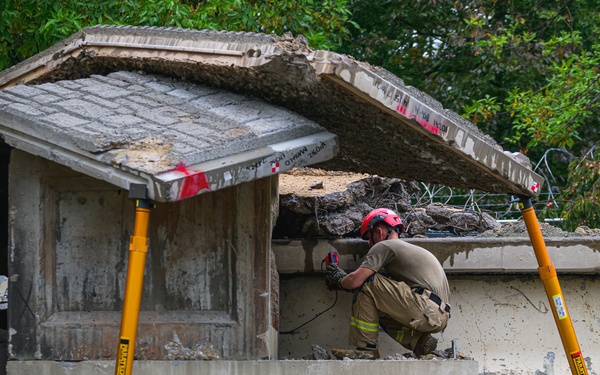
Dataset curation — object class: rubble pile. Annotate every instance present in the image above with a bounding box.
[479,220,568,238]
[479,220,600,237]
[309,344,473,361]
[274,168,500,239]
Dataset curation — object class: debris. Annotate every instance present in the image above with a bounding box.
[300,344,475,361]
[478,220,570,238]
[574,226,600,236]
[444,348,473,360]
[331,348,380,360]
[275,168,500,239]
[164,332,221,361]
[311,344,332,360]
[277,167,600,239]
[381,353,409,360]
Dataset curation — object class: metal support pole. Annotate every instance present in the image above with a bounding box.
[115,185,152,375]
[519,197,588,375]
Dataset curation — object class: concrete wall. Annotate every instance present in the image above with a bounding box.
[275,239,600,374]
[8,150,279,361]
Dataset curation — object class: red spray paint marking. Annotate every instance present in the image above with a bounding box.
[396,103,440,135]
[174,162,210,200]
[416,118,440,135]
[395,103,408,116]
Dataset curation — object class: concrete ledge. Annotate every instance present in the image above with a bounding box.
[273,237,600,274]
[7,359,479,375]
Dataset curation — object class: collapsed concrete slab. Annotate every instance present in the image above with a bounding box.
[0,70,337,202]
[0,25,543,197]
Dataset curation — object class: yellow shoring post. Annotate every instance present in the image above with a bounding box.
[519,197,588,375]
[115,188,152,375]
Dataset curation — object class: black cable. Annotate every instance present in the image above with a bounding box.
[280,289,338,335]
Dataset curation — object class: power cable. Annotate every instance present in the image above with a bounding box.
[279,289,338,335]
[281,259,340,335]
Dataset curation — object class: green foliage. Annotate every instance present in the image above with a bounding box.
[509,48,599,150]
[0,0,355,71]
[188,0,356,50]
[0,0,196,69]
[553,148,600,230]
[463,95,501,126]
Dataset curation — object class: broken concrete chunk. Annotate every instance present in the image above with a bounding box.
[311,344,332,360]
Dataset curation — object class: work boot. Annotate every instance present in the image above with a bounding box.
[413,333,437,357]
[332,348,380,360]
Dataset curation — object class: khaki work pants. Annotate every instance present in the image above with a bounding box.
[349,274,449,351]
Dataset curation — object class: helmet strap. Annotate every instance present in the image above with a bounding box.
[384,227,393,240]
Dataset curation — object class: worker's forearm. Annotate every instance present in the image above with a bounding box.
[341,271,367,289]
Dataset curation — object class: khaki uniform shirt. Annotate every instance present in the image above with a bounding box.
[360,239,450,304]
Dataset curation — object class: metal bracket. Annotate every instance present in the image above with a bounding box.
[129,183,148,200]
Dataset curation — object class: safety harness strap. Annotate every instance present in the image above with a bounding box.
[414,286,451,313]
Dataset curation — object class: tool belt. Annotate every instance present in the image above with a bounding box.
[414,286,451,313]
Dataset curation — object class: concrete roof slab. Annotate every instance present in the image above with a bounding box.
[0,26,544,197]
[0,71,337,201]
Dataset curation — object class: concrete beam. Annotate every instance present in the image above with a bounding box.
[272,237,600,274]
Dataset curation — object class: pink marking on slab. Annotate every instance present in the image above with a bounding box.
[395,103,408,116]
[416,118,440,135]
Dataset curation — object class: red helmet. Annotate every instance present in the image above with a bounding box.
[359,208,404,240]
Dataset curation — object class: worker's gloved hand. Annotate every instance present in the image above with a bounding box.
[325,264,347,290]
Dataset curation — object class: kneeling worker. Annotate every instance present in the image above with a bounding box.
[326,208,451,357]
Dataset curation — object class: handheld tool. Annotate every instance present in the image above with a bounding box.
[324,251,339,267]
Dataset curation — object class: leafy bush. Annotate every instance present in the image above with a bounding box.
[0,0,355,71]
[553,147,600,230]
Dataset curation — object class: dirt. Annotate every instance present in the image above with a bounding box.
[279,167,369,197]
[110,135,175,173]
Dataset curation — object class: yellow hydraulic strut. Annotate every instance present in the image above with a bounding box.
[115,184,153,375]
[519,197,588,375]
